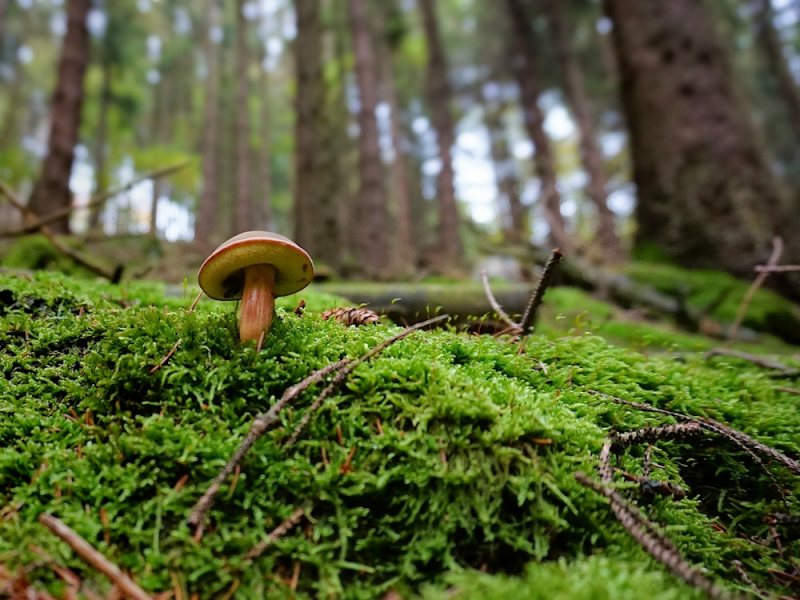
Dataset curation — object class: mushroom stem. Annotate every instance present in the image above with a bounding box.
[239,264,277,342]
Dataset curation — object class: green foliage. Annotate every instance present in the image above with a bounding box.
[1,273,798,598]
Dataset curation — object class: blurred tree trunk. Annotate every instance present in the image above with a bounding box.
[88,57,111,232]
[379,33,415,277]
[195,0,221,246]
[27,0,91,234]
[232,0,254,236]
[753,0,800,138]
[255,38,273,230]
[418,0,462,271]
[347,0,389,277]
[547,0,621,261]
[150,179,161,236]
[482,94,527,243]
[292,0,325,253]
[505,0,572,252]
[604,0,800,297]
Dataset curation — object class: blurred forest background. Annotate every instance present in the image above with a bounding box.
[1,0,800,297]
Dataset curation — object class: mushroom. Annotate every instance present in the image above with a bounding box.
[198,231,314,342]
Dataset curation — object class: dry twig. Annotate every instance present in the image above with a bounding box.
[705,347,795,374]
[244,508,306,560]
[38,514,152,600]
[754,265,800,273]
[730,237,782,340]
[149,339,183,374]
[518,248,563,337]
[479,270,521,332]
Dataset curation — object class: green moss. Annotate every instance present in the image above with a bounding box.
[1,272,798,599]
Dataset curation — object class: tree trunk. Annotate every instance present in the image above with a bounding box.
[547,0,622,261]
[255,38,273,231]
[482,93,527,243]
[292,0,325,253]
[150,178,161,236]
[418,0,462,271]
[347,0,389,278]
[232,0,254,236]
[27,0,91,234]
[88,57,111,232]
[505,0,572,252]
[753,0,800,139]
[379,35,415,277]
[195,0,221,247]
[604,0,799,297]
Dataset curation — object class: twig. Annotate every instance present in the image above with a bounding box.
[706,347,794,373]
[0,181,119,281]
[615,469,687,500]
[776,386,800,396]
[518,248,562,337]
[187,359,350,528]
[244,508,305,560]
[38,514,152,600]
[149,339,182,374]
[281,314,450,447]
[188,314,448,528]
[754,265,800,273]
[730,237,782,340]
[188,291,203,313]
[575,473,735,600]
[479,270,521,332]
[1,162,190,237]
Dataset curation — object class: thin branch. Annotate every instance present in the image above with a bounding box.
[149,339,182,374]
[479,269,521,332]
[730,237,782,339]
[518,248,562,336]
[575,473,735,600]
[754,265,800,273]
[244,508,305,560]
[38,514,152,600]
[187,358,351,528]
[281,314,450,447]
[0,181,119,281]
[1,162,190,237]
[706,347,795,374]
[188,314,449,528]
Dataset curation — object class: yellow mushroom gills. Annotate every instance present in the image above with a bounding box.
[198,231,314,342]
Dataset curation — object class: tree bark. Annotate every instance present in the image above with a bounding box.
[195,0,221,247]
[379,34,415,277]
[482,93,527,243]
[753,0,800,139]
[88,56,111,232]
[232,0,254,236]
[547,0,622,261]
[255,31,273,231]
[505,0,572,252]
[604,0,799,297]
[27,0,92,234]
[418,0,463,271]
[347,0,389,278]
[292,0,325,253]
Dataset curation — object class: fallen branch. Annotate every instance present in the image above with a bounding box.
[1,162,190,238]
[730,237,783,340]
[0,181,120,281]
[281,315,449,446]
[188,312,449,529]
[244,508,305,560]
[38,514,152,600]
[575,473,734,600]
[705,347,797,375]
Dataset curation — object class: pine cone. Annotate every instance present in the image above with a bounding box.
[320,306,381,326]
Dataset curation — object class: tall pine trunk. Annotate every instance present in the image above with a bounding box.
[347,0,389,277]
[28,0,92,234]
[505,0,572,252]
[547,0,621,261]
[88,56,111,232]
[255,30,273,231]
[418,0,462,271]
[604,0,799,296]
[195,0,221,247]
[232,0,254,236]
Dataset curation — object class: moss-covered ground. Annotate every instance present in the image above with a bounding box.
[1,271,798,599]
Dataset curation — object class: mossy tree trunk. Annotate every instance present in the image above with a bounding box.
[604,0,800,297]
[27,0,91,234]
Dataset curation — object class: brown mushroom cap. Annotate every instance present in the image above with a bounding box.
[198,231,314,300]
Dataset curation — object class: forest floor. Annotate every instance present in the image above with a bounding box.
[1,269,799,599]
